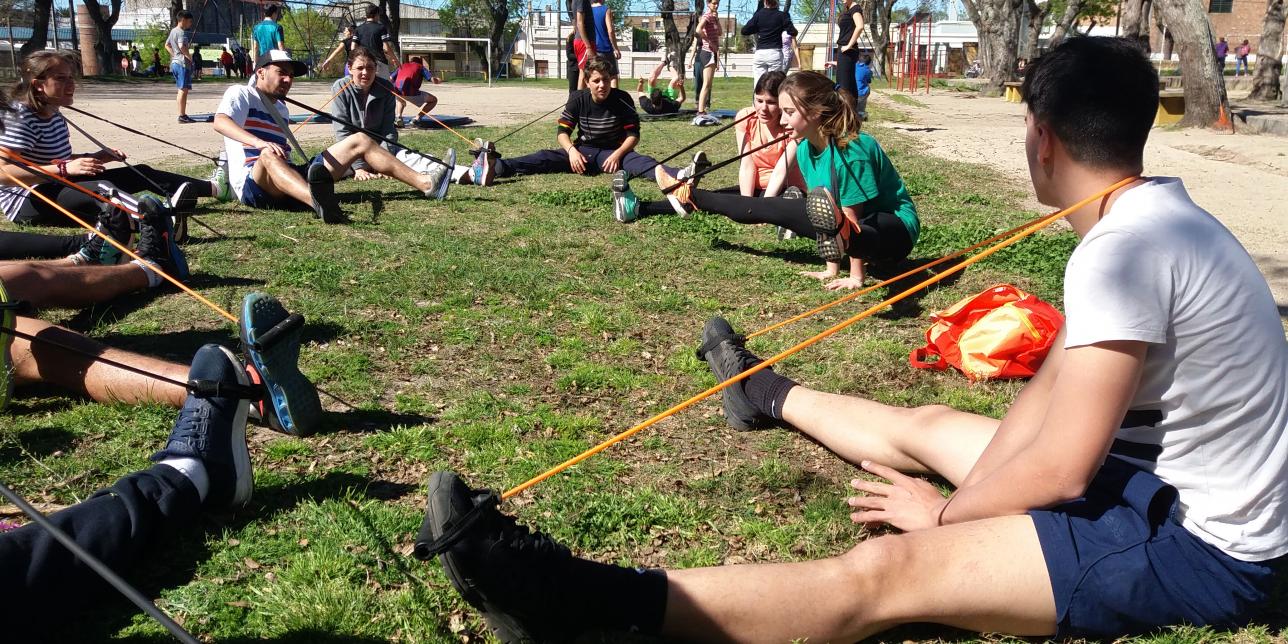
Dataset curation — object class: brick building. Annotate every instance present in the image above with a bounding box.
[1148,0,1281,56]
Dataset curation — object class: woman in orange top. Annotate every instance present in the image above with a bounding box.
[734,71,804,196]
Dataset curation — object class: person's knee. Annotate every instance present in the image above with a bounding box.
[907,403,958,428]
[836,535,911,625]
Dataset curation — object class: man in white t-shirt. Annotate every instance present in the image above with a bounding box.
[212,50,453,223]
[417,37,1286,642]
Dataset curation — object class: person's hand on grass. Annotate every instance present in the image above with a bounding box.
[567,147,588,174]
[801,265,839,281]
[847,460,948,533]
[354,168,381,181]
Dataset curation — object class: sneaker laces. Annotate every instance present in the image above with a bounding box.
[159,403,211,456]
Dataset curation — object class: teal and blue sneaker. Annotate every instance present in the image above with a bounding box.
[611,170,639,223]
[135,196,190,281]
[240,292,322,437]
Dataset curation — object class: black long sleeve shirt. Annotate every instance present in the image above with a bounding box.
[741,8,797,50]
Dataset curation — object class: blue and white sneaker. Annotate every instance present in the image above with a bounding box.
[611,170,639,223]
[471,147,496,187]
[240,292,322,437]
[150,344,253,508]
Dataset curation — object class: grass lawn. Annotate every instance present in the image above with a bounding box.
[3,79,1285,643]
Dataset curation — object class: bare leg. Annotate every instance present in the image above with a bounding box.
[417,92,437,117]
[319,136,433,194]
[9,316,187,406]
[662,515,1056,642]
[1,262,149,309]
[780,387,999,486]
[177,88,189,117]
[248,153,313,208]
[0,257,77,268]
[698,64,716,112]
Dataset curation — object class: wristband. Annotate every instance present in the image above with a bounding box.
[57,160,68,178]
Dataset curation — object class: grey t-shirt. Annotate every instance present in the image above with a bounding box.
[165,26,192,66]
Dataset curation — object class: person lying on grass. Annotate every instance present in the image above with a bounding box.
[327,46,453,191]
[617,70,919,291]
[635,69,686,115]
[213,50,454,224]
[464,56,676,189]
[420,36,1287,643]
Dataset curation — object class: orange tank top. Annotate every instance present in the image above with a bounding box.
[738,107,804,192]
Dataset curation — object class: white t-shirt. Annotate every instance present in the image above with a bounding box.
[215,84,291,200]
[1063,177,1288,562]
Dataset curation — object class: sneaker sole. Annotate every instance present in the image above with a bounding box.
[804,190,845,263]
[240,293,323,437]
[0,280,13,411]
[212,344,254,507]
[427,473,536,644]
[307,163,345,224]
[433,149,456,200]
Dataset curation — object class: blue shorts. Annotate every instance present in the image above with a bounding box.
[171,62,192,90]
[1031,457,1282,638]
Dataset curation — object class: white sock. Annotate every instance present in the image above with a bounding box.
[159,457,209,501]
[131,259,162,288]
[450,165,470,183]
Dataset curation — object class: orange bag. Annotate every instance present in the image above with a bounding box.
[909,284,1064,380]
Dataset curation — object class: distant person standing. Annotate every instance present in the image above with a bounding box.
[353,3,400,77]
[781,31,798,71]
[1235,39,1250,77]
[692,0,722,117]
[220,47,234,77]
[835,0,865,97]
[319,24,356,75]
[1214,36,1229,74]
[854,53,873,116]
[251,4,286,62]
[589,0,621,85]
[741,0,796,89]
[165,10,196,123]
[192,47,203,79]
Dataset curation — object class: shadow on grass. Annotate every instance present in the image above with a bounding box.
[319,407,438,435]
[58,273,266,334]
[0,425,78,465]
[18,471,416,643]
[710,238,820,265]
[869,255,966,320]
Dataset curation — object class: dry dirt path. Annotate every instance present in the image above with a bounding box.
[874,89,1288,311]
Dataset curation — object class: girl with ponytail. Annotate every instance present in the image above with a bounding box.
[616,70,919,290]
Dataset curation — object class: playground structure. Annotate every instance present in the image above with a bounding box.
[893,11,933,94]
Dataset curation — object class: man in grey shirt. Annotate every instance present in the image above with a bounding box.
[164,11,196,123]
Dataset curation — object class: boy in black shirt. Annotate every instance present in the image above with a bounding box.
[353,3,399,76]
[470,57,673,187]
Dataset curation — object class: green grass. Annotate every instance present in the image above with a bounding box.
[2,76,1284,643]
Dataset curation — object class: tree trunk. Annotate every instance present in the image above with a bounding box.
[1022,0,1051,58]
[1153,0,1232,128]
[1120,0,1153,50]
[81,0,121,76]
[1046,0,1085,48]
[862,0,895,75]
[965,0,1022,95]
[168,0,182,26]
[488,3,506,74]
[661,0,699,74]
[20,0,53,59]
[1248,0,1285,100]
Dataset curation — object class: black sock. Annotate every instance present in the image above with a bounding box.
[743,368,798,420]
[566,558,668,635]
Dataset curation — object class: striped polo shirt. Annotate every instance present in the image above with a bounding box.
[216,84,291,200]
[0,103,73,221]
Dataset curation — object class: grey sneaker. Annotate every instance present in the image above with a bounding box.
[777,187,803,241]
[696,317,771,431]
[804,187,846,263]
[611,170,639,223]
[424,148,455,200]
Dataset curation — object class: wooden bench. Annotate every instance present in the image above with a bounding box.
[1156,89,1185,126]
[1003,81,1024,103]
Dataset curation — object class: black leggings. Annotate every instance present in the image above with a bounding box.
[835,47,860,99]
[12,165,204,227]
[0,229,83,260]
[643,188,914,261]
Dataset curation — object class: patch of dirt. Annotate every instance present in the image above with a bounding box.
[872,89,1288,307]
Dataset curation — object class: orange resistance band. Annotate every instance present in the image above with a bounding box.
[387,90,474,147]
[0,160,239,324]
[292,78,354,134]
[502,176,1140,500]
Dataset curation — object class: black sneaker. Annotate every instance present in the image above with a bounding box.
[135,196,190,281]
[421,471,575,643]
[307,161,348,224]
[76,205,132,265]
[697,317,771,431]
[177,115,196,124]
[150,344,253,508]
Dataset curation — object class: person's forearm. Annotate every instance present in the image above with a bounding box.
[213,115,263,148]
[940,445,1093,526]
[557,131,576,152]
[0,160,56,186]
[613,135,639,157]
[738,156,757,197]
